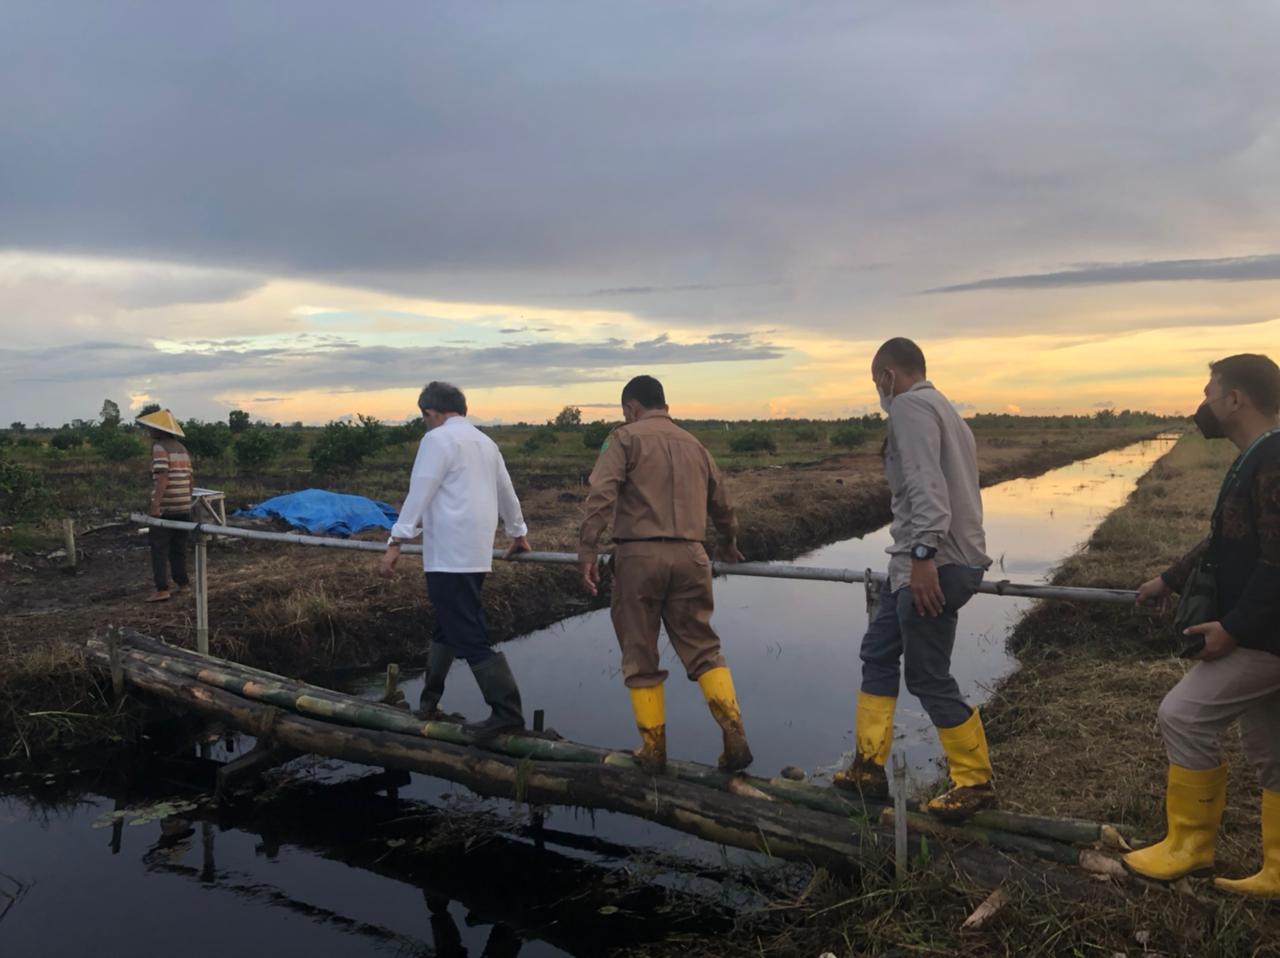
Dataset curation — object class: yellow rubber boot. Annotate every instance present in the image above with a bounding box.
[926,708,997,822]
[833,692,896,799]
[1215,788,1280,897]
[1123,763,1227,881]
[628,685,667,774]
[697,667,753,772]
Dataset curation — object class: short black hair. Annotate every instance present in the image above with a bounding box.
[621,375,666,409]
[1210,354,1280,416]
[873,337,927,376]
[418,381,467,416]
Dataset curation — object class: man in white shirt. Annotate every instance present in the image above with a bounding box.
[379,381,532,734]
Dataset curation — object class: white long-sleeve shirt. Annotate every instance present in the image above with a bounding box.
[389,416,528,572]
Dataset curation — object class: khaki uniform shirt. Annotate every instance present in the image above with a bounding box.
[578,412,737,563]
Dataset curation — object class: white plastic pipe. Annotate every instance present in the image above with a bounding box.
[130,513,1140,605]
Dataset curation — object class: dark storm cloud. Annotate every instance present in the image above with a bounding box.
[926,254,1280,294]
[3,1,1278,328]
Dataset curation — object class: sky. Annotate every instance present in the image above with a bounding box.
[2,2,1279,426]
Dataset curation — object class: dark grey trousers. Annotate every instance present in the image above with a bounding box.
[859,564,984,729]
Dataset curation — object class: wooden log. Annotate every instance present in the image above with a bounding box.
[880,809,1082,867]
[105,655,880,872]
[86,648,1117,897]
[100,632,1140,848]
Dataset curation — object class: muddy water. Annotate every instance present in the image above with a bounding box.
[0,435,1175,957]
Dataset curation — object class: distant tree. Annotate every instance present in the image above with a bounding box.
[228,409,251,433]
[233,428,278,471]
[95,430,143,461]
[729,430,777,454]
[274,429,305,453]
[9,422,25,433]
[792,425,824,443]
[99,399,121,429]
[582,421,613,450]
[182,420,233,459]
[521,426,559,454]
[386,418,427,446]
[137,402,162,417]
[830,425,868,449]
[50,430,84,450]
[309,415,384,472]
[552,406,583,428]
[0,458,52,521]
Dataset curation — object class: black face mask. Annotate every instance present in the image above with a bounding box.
[1194,400,1227,440]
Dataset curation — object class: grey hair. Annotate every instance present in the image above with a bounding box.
[417,381,467,416]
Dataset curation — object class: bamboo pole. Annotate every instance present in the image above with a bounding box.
[128,513,1140,606]
[193,534,209,655]
[92,632,1138,856]
[86,648,1119,895]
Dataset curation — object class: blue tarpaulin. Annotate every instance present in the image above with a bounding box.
[235,489,399,537]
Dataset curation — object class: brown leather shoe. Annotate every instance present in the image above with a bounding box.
[144,590,171,603]
[926,782,997,822]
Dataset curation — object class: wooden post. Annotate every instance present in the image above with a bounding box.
[194,533,209,655]
[893,751,908,883]
[61,518,77,571]
[106,629,124,700]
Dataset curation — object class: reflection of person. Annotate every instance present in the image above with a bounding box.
[833,338,995,822]
[578,375,751,774]
[380,382,531,734]
[137,409,194,604]
[1125,354,1280,897]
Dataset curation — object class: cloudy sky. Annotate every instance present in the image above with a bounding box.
[3,2,1278,425]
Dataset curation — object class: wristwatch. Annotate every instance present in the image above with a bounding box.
[385,536,398,547]
[910,544,937,561]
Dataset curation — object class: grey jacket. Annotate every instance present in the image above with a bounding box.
[884,381,991,591]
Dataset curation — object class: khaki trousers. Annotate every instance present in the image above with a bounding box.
[1158,646,1280,791]
[610,540,727,688]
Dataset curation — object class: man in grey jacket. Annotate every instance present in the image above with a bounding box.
[834,338,995,821]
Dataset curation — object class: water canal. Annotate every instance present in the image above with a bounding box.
[0,435,1177,957]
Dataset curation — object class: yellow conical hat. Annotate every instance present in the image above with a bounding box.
[136,409,185,437]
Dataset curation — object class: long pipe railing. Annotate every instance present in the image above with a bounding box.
[130,513,1140,607]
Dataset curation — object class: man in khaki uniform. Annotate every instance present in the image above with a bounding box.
[579,375,752,773]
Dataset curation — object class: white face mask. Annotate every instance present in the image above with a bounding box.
[876,371,896,414]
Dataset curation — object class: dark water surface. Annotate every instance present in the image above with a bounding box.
[0,436,1175,957]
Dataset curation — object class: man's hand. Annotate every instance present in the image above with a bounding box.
[713,539,745,563]
[379,543,401,580]
[504,535,532,559]
[1136,575,1172,611]
[909,558,946,617]
[1183,621,1237,661]
[149,501,162,518]
[580,558,601,597]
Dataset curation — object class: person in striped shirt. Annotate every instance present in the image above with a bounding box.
[137,409,194,603]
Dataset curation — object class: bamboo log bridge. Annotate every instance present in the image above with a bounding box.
[86,629,1140,891]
